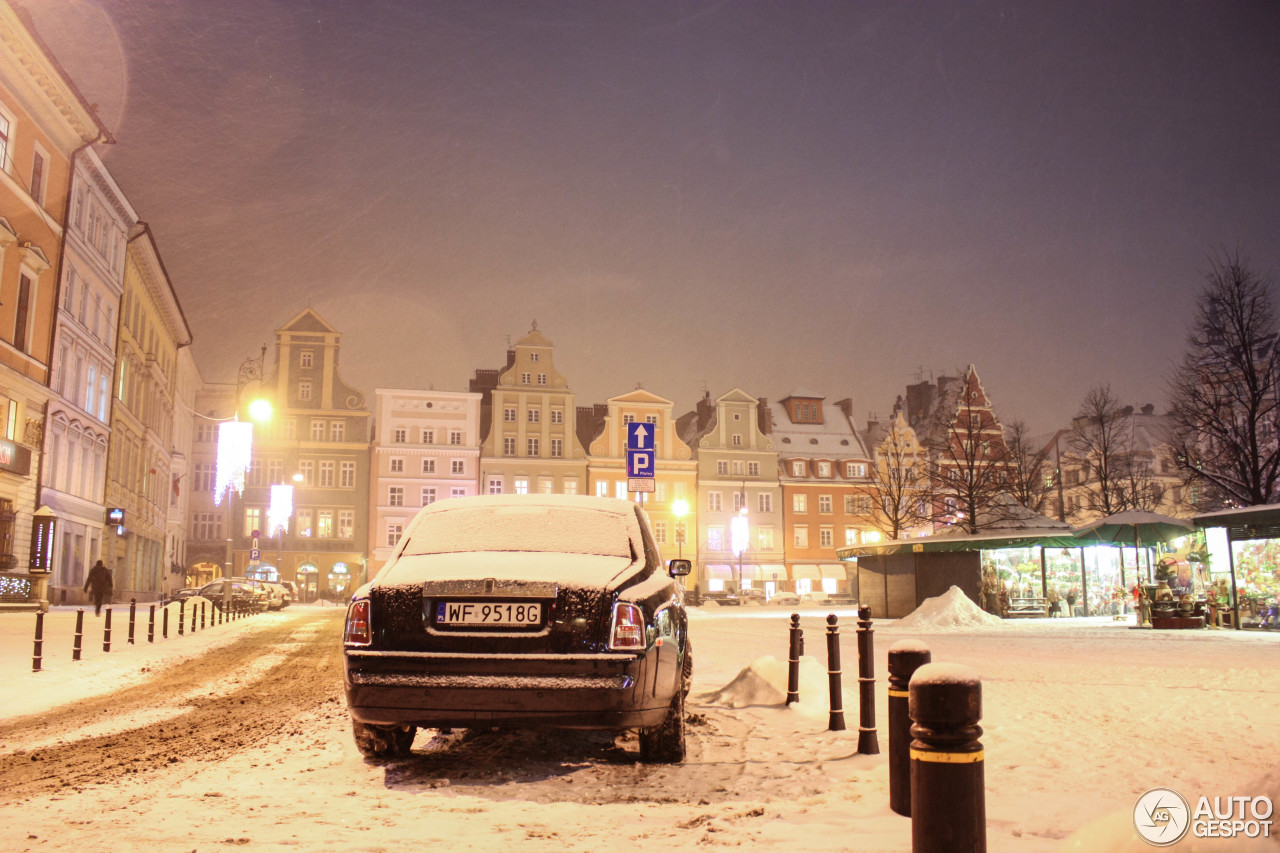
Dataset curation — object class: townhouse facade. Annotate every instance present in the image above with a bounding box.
[581,388,697,562]
[369,387,481,575]
[678,389,785,596]
[473,325,588,497]
[41,148,133,604]
[102,224,192,600]
[0,3,110,607]
[768,390,875,596]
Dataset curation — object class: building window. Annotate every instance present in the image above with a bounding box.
[623,414,635,425]
[707,527,724,551]
[791,460,805,477]
[340,461,355,488]
[487,478,503,495]
[563,478,578,495]
[422,487,436,506]
[311,420,326,440]
[515,478,529,495]
[846,462,867,478]
[654,521,668,544]
[733,492,746,512]
[537,374,547,385]
[757,527,773,550]
[244,507,261,537]
[13,274,32,353]
[451,459,464,475]
[717,460,729,476]
[845,495,857,514]
[708,492,722,512]
[818,461,831,477]
[645,415,658,424]
[856,496,872,513]
[192,512,221,540]
[541,478,555,495]
[0,111,9,174]
[449,430,463,445]
[819,527,834,548]
[528,409,540,423]
[732,434,743,446]
[550,409,563,424]
[422,429,435,444]
[732,460,743,476]
[530,352,539,362]
[793,494,807,513]
[338,510,354,539]
[452,487,467,499]
[521,372,531,384]
[298,381,312,401]
[845,528,859,546]
[615,481,627,499]
[30,149,45,204]
[596,481,608,497]
[281,419,296,441]
[550,438,563,458]
[331,422,345,442]
[386,523,402,548]
[394,427,409,444]
[655,481,667,501]
[390,458,404,473]
[268,459,283,485]
[317,510,334,538]
[504,407,517,422]
[300,350,313,368]
[298,460,314,486]
[794,526,809,548]
[818,495,832,514]
[527,437,540,456]
[503,437,516,456]
[422,458,436,474]
[748,461,759,476]
[296,510,313,537]
[388,486,403,507]
[319,461,335,487]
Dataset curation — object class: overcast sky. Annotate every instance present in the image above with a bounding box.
[20,0,1280,434]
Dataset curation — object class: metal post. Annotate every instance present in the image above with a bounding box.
[72,608,84,661]
[825,614,846,731]
[148,605,156,643]
[888,640,932,816]
[103,607,113,652]
[128,598,137,644]
[32,611,44,672]
[856,605,879,755]
[163,604,170,639]
[786,613,802,705]
[178,600,185,636]
[910,662,985,852]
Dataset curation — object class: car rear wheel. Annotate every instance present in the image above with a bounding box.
[639,685,686,764]
[351,720,416,759]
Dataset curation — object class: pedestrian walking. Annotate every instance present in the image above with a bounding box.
[84,560,113,616]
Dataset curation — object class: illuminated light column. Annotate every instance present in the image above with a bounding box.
[731,506,749,595]
[269,484,294,582]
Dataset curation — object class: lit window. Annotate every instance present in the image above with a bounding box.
[818,461,831,477]
[338,510,354,539]
[794,494,807,513]
[317,511,333,538]
[792,461,805,477]
[794,527,809,548]
[331,422,345,442]
[596,481,608,497]
[707,527,724,551]
[515,478,529,495]
[563,478,578,495]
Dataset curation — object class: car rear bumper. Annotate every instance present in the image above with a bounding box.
[343,648,675,729]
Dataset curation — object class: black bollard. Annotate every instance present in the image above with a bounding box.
[200,600,206,631]
[32,611,44,672]
[103,607,113,652]
[888,640,933,816]
[72,608,84,661]
[786,613,802,705]
[178,600,185,636]
[163,604,170,639]
[191,601,197,634]
[856,605,879,754]
[148,605,156,643]
[826,614,846,731]
[128,598,137,644]
[909,662,985,853]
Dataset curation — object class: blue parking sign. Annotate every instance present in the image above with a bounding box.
[627,449,655,478]
[626,422,654,451]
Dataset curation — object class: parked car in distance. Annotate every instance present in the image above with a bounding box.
[702,590,741,606]
[165,587,203,606]
[258,581,288,610]
[769,591,801,607]
[279,580,301,603]
[740,588,767,604]
[197,579,269,612]
[343,494,693,763]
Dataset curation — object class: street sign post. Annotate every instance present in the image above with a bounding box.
[625,421,656,492]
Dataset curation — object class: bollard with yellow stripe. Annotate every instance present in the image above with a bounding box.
[909,662,985,852]
[888,640,932,817]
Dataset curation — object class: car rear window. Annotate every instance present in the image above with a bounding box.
[399,505,635,558]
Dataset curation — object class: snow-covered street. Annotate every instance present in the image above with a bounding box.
[1,601,1278,851]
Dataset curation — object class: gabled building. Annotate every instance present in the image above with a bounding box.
[369,387,481,574]
[0,3,110,607]
[582,387,697,560]
[677,389,784,596]
[768,389,873,596]
[41,148,134,604]
[474,324,587,497]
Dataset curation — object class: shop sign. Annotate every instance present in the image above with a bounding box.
[0,438,31,476]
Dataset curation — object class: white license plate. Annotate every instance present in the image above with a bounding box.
[435,601,542,627]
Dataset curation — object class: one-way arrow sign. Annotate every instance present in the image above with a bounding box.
[626,421,653,451]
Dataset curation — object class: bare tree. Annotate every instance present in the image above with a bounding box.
[1004,420,1052,515]
[861,411,931,539]
[1069,386,1133,516]
[1168,249,1280,508]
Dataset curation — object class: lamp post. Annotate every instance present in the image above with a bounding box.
[217,346,270,611]
[730,506,749,595]
[672,498,689,561]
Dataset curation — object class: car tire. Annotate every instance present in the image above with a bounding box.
[639,685,686,764]
[351,720,416,759]
[681,641,693,697]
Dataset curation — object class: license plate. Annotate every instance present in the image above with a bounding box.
[435,601,542,627]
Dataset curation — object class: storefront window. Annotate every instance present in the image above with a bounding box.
[1228,539,1280,628]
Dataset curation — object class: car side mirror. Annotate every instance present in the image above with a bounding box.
[668,559,692,577]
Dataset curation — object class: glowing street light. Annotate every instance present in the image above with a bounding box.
[730,506,749,594]
[672,498,689,561]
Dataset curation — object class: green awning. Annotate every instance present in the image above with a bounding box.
[837,528,1083,559]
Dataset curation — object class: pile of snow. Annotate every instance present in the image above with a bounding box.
[701,654,834,720]
[895,585,1003,629]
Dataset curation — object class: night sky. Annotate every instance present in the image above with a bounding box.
[20,0,1280,435]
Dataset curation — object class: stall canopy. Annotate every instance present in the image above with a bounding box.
[1194,503,1280,534]
[837,527,1081,559]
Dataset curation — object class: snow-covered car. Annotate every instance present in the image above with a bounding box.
[740,588,767,604]
[342,494,693,762]
[769,591,801,607]
[197,579,269,612]
[260,581,290,609]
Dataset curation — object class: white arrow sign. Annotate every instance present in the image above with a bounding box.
[627,422,653,451]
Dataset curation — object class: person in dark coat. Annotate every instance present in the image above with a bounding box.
[84,560,113,615]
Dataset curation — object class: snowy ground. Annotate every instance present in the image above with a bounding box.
[0,598,1278,851]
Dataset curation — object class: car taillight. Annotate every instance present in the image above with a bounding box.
[609,602,645,650]
[345,599,372,646]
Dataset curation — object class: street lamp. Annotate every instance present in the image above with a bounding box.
[215,346,270,611]
[672,498,689,561]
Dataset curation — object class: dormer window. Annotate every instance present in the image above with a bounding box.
[791,460,805,477]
